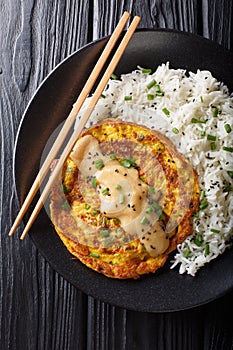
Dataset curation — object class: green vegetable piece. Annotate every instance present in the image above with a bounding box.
[213,107,219,117]
[199,202,208,210]
[111,73,118,80]
[124,95,132,101]
[100,229,109,237]
[115,184,122,190]
[140,216,148,225]
[147,79,157,89]
[210,141,216,151]
[95,159,104,169]
[222,146,233,152]
[227,171,233,179]
[119,194,125,204]
[224,124,232,133]
[147,94,155,100]
[184,248,191,258]
[210,228,220,233]
[191,118,206,124]
[172,127,179,134]
[162,108,170,116]
[200,190,205,201]
[90,253,100,258]
[142,68,152,74]
[91,177,97,188]
[204,244,210,256]
[207,134,216,141]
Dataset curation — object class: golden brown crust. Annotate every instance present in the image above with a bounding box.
[50,119,200,279]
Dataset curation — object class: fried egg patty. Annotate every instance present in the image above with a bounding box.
[50,119,200,279]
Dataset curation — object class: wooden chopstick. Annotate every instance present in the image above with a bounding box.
[9,11,131,238]
[19,15,140,240]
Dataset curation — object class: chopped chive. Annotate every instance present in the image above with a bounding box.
[62,184,69,194]
[224,124,232,133]
[102,188,109,195]
[90,253,100,258]
[156,91,165,96]
[146,207,153,214]
[200,190,205,201]
[191,118,206,124]
[194,234,203,246]
[210,228,220,233]
[92,209,100,215]
[121,160,131,168]
[137,132,144,140]
[142,68,152,74]
[91,177,97,188]
[140,216,148,225]
[149,186,155,194]
[201,131,206,137]
[204,244,210,256]
[227,171,233,179]
[207,134,217,141]
[85,204,91,210]
[223,185,232,193]
[210,141,216,151]
[95,159,104,169]
[222,146,233,152]
[162,108,170,116]
[101,94,106,98]
[172,127,179,134]
[115,184,122,190]
[147,79,157,89]
[200,95,204,102]
[111,73,118,80]
[147,94,155,100]
[124,95,132,101]
[119,194,125,204]
[199,202,208,210]
[100,229,109,237]
[61,203,70,210]
[193,212,199,218]
[213,107,219,117]
[151,201,160,210]
[110,153,116,159]
[184,248,191,258]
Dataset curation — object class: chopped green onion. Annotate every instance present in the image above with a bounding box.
[137,132,144,140]
[140,216,148,225]
[184,248,191,258]
[223,185,232,193]
[101,94,106,98]
[147,94,155,100]
[201,131,206,137]
[142,68,152,74]
[114,218,121,225]
[213,107,219,117]
[85,204,91,210]
[119,194,125,204]
[207,134,217,141]
[200,95,204,102]
[61,203,70,210]
[102,188,109,195]
[92,209,100,215]
[162,108,170,116]
[172,127,179,134]
[224,124,232,133]
[147,79,157,89]
[222,146,233,152]
[90,253,100,258]
[227,171,233,179]
[91,177,97,188]
[121,160,131,168]
[146,207,153,214]
[199,202,208,210]
[62,184,69,194]
[156,91,165,96]
[115,184,122,190]
[204,244,210,256]
[193,212,199,218]
[200,190,205,201]
[100,229,109,237]
[191,118,206,124]
[194,234,203,246]
[149,186,155,194]
[95,159,104,169]
[210,228,220,233]
[210,141,216,151]
[111,73,118,80]
[124,95,132,101]
[110,153,116,159]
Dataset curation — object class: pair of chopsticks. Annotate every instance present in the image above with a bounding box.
[9,12,140,240]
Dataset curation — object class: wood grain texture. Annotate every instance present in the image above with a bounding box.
[1,0,233,349]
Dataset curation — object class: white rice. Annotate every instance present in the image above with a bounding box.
[75,62,233,276]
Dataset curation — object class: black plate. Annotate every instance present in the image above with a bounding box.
[14,29,233,312]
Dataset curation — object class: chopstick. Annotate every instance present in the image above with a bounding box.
[8,11,132,238]
[15,14,140,240]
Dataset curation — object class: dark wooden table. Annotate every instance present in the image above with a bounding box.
[1,1,233,349]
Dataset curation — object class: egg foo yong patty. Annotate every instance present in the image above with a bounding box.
[50,119,200,279]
